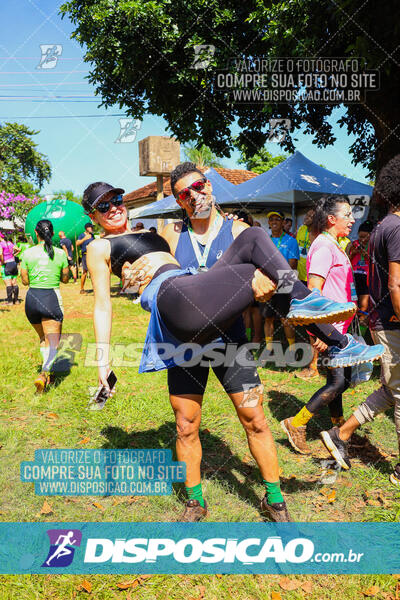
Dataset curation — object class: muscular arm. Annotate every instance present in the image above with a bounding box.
[20,268,29,286]
[160,221,183,256]
[231,219,249,239]
[76,235,88,248]
[87,240,112,382]
[61,267,70,284]
[389,261,400,321]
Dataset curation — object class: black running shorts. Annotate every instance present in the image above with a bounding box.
[25,288,64,324]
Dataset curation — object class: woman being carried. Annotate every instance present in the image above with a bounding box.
[83,181,384,523]
[83,182,383,388]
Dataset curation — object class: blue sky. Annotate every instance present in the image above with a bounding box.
[0,0,372,197]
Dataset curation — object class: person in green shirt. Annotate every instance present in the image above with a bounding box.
[20,219,69,392]
[14,234,31,262]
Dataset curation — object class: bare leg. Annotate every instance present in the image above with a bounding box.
[230,385,279,482]
[41,318,62,372]
[170,394,203,488]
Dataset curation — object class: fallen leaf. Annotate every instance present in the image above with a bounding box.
[40,500,53,515]
[46,412,59,419]
[215,574,223,578]
[198,585,206,598]
[77,579,92,593]
[279,577,302,591]
[363,585,381,596]
[301,581,313,593]
[78,437,90,445]
[112,498,124,506]
[116,579,140,590]
[139,575,152,581]
[271,592,283,600]
[327,489,336,503]
[92,502,105,511]
[367,499,381,507]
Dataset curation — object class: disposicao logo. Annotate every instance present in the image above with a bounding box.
[42,529,82,567]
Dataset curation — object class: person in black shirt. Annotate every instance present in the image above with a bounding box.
[321,154,400,486]
[76,222,94,294]
[59,231,77,283]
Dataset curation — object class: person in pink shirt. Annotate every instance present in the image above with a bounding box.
[0,234,19,305]
[281,196,357,454]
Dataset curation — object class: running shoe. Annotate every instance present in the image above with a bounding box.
[34,373,49,393]
[260,496,292,522]
[327,334,384,368]
[286,290,357,325]
[280,417,311,454]
[389,463,400,488]
[179,499,208,522]
[320,427,351,470]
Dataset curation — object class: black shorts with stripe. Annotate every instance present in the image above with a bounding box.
[25,288,64,324]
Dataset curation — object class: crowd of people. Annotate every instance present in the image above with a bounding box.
[3,154,400,524]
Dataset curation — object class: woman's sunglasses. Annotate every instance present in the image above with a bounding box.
[177,178,207,202]
[95,194,124,214]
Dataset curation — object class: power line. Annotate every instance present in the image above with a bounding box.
[0,82,89,86]
[0,95,96,98]
[0,99,100,102]
[0,57,82,60]
[0,114,127,118]
[0,71,89,74]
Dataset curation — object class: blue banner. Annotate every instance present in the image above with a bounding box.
[20,449,186,496]
[0,522,399,574]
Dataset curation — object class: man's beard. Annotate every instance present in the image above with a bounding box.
[190,193,214,219]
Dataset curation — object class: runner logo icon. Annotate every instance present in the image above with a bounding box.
[42,529,82,567]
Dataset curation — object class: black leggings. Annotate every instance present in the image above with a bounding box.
[157,227,347,347]
[306,366,352,418]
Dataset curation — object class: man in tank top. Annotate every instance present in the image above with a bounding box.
[160,162,290,523]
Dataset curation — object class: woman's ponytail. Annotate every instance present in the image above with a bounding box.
[35,219,54,259]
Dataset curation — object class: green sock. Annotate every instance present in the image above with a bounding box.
[186,483,205,508]
[246,327,252,342]
[263,479,284,504]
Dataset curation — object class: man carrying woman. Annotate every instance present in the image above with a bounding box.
[80,178,384,521]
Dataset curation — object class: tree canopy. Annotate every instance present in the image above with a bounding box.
[0,122,51,195]
[183,144,225,168]
[61,0,400,177]
[237,146,287,174]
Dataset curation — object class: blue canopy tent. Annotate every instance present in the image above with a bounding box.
[231,151,372,207]
[129,152,372,237]
[230,151,373,238]
[129,167,238,219]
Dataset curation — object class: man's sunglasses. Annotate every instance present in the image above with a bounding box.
[177,178,207,202]
[95,194,124,214]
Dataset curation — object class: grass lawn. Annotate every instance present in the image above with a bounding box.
[1,277,400,599]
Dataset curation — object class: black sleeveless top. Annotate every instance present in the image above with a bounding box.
[107,232,171,278]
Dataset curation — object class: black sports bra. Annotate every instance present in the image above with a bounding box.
[107,232,171,278]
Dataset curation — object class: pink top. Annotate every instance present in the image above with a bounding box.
[0,240,14,262]
[307,233,355,334]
